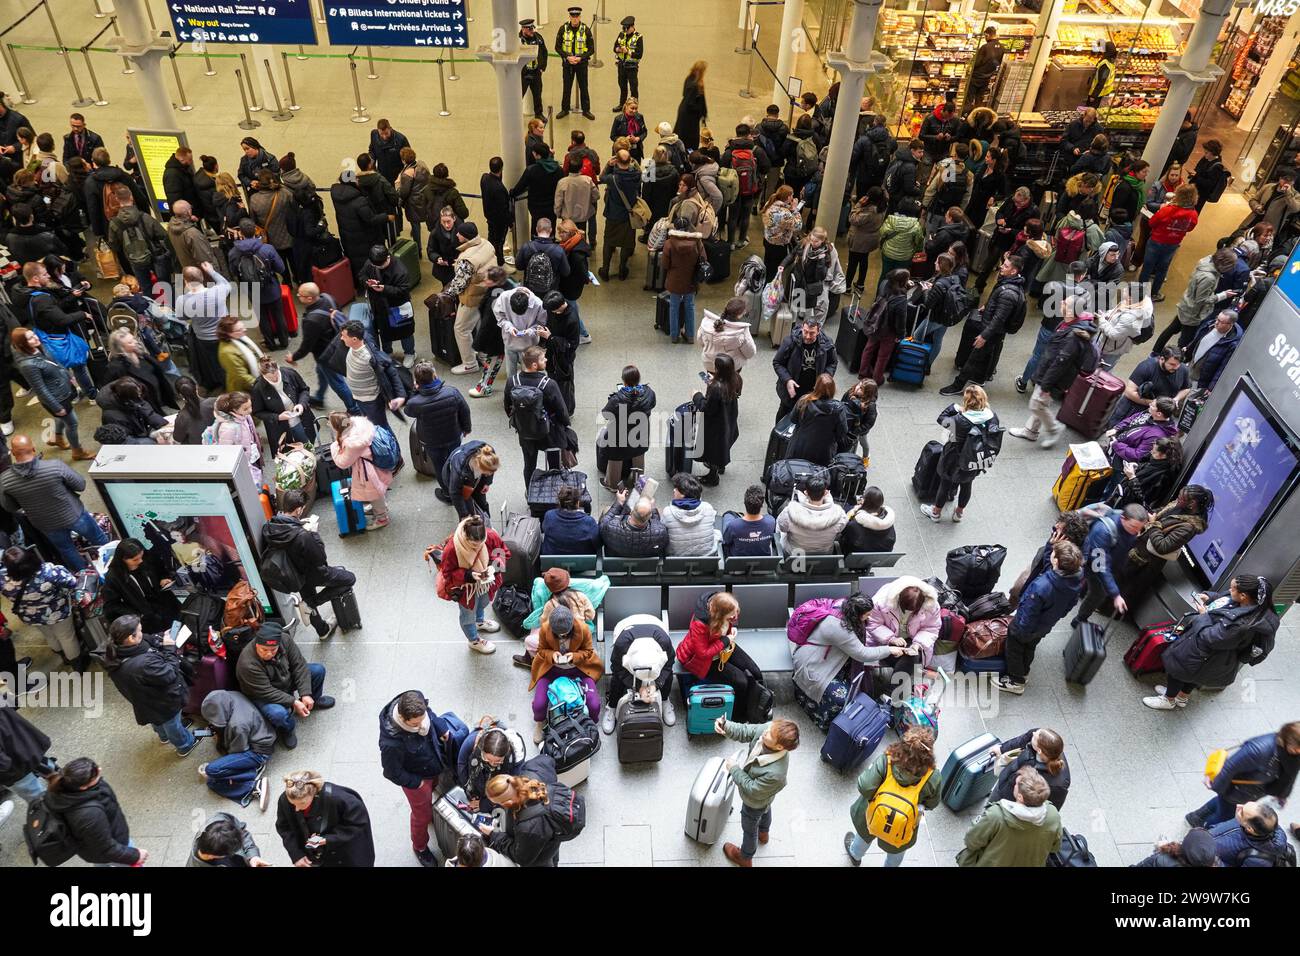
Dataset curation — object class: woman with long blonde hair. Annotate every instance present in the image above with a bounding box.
[481,758,574,867]
[675,60,709,151]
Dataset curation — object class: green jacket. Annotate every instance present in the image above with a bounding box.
[956,799,1062,867]
[879,213,924,260]
[849,752,941,853]
[721,720,789,810]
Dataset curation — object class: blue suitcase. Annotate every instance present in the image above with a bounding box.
[331,479,366,537]
[957,653,1005,673]
[820,673,890,771]
[888,337,931,385]
[939,732,1001,811]
[685,683,734,736]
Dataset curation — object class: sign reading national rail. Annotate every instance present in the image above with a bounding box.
[324,0,469,47]
[168,0,319,45]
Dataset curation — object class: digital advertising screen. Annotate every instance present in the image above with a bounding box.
[1183,378,1300,588]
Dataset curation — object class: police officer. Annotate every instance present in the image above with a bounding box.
[555,6,596,121]
[519,18,548,121]
[611,16,643,113]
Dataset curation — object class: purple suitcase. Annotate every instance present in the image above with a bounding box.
[184,653,231,717]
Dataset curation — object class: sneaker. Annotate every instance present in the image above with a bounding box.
[314,695,336,709]
[257,774,270,811]
[579,333,593,345]
[534,720,545,744]
[451,361,479,375]
[317,621,339,641]
[951,508,964,523]
[1151,685,1189,706]
[0,421,12,437]
[938,380,965,396]
[477,619,501,633]
[468,639,496,655]
[682,335,693,345]
[1184,810,1208,828]
[1015,376,1027,394]
[176,738,201,758]
[662,699,677,727]
[197,763,210,780]
[1039,423,1066,449]
[1142,694,1179,710]
[282,731,299,749]
[919,503,941,523]
[601,706,617,735]
[611,105,623,113]
[434,488,451,503]
[370,515,390,529]
[1008,427,1039,441]
[415,847,439,867]
[0,800,13,828]
[995,675,1026,695]
[1151,292,1165,303]
[468,383,493,398]
[843,832,862,867]
[402,354,416,369]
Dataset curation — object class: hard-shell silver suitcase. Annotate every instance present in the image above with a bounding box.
[684,753,738,845]
[430,784,480,864]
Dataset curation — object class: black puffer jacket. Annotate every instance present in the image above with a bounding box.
[43,778,140,865]
[406,379,472,450]
[95,388,167,441]
[104,635,188,726]
[329,181,388,267]
[485,753,566,867]
[1033,316,1097,397]
[601,384,657,461]
[261,514,337,589]
[1164,595,1279,689]
[787,398,850,466]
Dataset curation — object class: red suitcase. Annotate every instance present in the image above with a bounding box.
[312,259,355,308]
[184,653,232,717]
[281,283,299,334]
[1057,367,1123,439]
[1124,621,1174,676]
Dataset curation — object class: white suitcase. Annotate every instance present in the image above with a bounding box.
[684,753,739,845]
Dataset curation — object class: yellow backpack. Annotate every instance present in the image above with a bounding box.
[866,757,932,849]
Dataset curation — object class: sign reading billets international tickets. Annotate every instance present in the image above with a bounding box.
[324,0,469,47]
[168,0,318,45]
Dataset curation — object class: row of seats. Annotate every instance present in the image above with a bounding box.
[593,577,900,675]
[540,549,905,585]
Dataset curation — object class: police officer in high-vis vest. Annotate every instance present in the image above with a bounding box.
[519,18,548,120]
[555,6,596,120]
[611,16,644,113]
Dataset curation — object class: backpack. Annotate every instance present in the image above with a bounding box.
[787,598,843,647]
[964,591,1012,622]
[960,420,1003,475]
[1241,842,1297,868]
[545,675,588,721]
[179,589,225,643]
[577,153,597,182]
[236,247,272,288]
[518,781,587,841]
[510,373,552,442]
[793,137,819,178]
[941,280,979,328]
[524,249,556,296]
[864,138,891,184]
[859,293,890,338]
[121,222,154,267]
[260,544,306,593]
[755,133,777,166]
[1053,226,1085,264]
[865,757,932,849]
[731,147,759,197]
[716,166,740,206]
[101,181,124,223]
[697,199,719,238]
[24,796,77,866]
[368,424,400,471]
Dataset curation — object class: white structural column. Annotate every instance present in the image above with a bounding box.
[1022,0,1063,113]
[815,0,891,236]
[481,0,538,244]
[104,0,177,128]
[772,0,807,107]
[1141,0,1233,179]
[1238,7,1300,133]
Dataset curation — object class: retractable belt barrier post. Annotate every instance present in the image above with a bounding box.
[5,44,34,103]
[233,67,259,130]
[448,43,458,81]
[263,57,292,122]
[169,46,193,111]
[281,51,301,111]
[365,45,377,80]
[239,51,261,110]
[436,57,450,116]
[347,52,368,123]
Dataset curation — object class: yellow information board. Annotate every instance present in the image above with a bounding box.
[127,128,189,216]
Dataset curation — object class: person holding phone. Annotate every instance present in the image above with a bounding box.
[527,605,602,744]
[101,538,182,639]
[251,355,316,451]
[276,770,375,867]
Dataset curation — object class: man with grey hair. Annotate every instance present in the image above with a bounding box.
[175,261,231,390]
[599,488,669,558]
[166,199,225,275]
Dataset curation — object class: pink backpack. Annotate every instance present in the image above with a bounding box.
[787,598,843,647]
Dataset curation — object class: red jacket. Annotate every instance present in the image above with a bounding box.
[435,529,510,609]
[1148,204,1198,246]
[676,617,725,679]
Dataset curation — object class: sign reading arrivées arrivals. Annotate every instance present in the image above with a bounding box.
[324,0,468,47]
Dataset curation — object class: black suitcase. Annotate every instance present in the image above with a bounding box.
[644,250,665,292]
[425,290,462,367]
[407,427,438,478]
[911,439,945,504]
[500,509,542,589]
[665,401,695,478]
[765,458,828,515]
[829,451,869,503]
[703,236,731,284]
[1048,828,1098,867]
[835,294,866,373]
[331,588,362,632]
[762,416,796,482]
[526,469,592,518]
[616,697,664,764]
[1063,620,1107,685]
[654,290,671,334]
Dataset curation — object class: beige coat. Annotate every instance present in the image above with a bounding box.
[554,172,600,224]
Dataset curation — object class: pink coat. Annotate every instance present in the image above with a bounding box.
[865,575,942,667]
[212,414,263,486]
[331,416,393,502]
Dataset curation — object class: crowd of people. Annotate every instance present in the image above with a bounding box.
[0,18,1294,870]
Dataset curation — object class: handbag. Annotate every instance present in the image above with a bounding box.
[761,267,784,321]
[387,300,415,330]
[693,240,712,285]
[94,239,121,280]
[33,328,90,369]
[612,180,652,230]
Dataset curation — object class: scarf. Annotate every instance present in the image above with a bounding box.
[229,335,264,375]
[1123,174,1147,209]
[672,497,700,510]
[391,702,431,736]
[559,229,583,252]
[453,522,492,595]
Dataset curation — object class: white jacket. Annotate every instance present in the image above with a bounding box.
[777,491,848,555]
[1096,299,1152,361]
[493,286,546,353]
[698,314,758,372]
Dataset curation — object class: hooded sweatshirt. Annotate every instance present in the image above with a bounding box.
[493,287,546,354]
[777,490,849,555]
[201,690,276,756]
[1175,254,1223,328]
[957,799,1062,867]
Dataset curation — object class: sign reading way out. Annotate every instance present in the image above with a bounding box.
[168,0,318,45]
[325,0,468,48]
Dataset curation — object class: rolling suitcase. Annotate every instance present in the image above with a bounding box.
[424,290,462,367]
[685,683,734,735]
[1124,621,1174,675]
[183,653,230,717]
[1177,387,1209,433]
[407,427,438,478]
[684,755,737,845]
[312,259,356,307]
[1063,619,1107,685]
[644,250,665,292]
[939,732,1002,811]
[762,416,796,482]
[71,602,109,659]
[430,785,480,864]
[654,290,671,334]
[331,588,362,632]
[829,451,869,503]
[911,439,946,504]
[616,696,664,764]
[888,336,931,386]
[543,713,600,787]
[526,469,592,518]
[665,401,695,477]
[391,237,420,283]
[1053,441,1111,511]
[84,324,111,389]
[769,303,795,347]
[765,458,829,515]
[330,479,366,537]
[1057,367,1124,439]
[820,672,890,771]
[956,653,1005,673]
[280,283,299,335]
[703,236,730,284]
[836,292,865,373]
[499,507,542,588]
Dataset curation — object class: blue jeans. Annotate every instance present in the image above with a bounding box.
[315,366,360,413]
[566,297,590,338]
[668,291,696,338]
[458,592,491,642]
[257,662,327,734]
[8,770,47,802]
[1021,324,1055,382]
[71,364,97,398]
[53,404,81,449]
[1139,239,1179,298]
[152,710,196,753]
[913,318,949,372]
[1194,794,1236,827]
[45,509,108,572]
[740,802,772,858]
[204,750,270,802]
[848,832,906,866]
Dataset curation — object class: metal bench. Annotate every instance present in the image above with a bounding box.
[858,575,901,599]
[721,554,782,580]
[538,553,601,578]
[793,581,854,604]
[843,551,906,574]
[600,554,661,582]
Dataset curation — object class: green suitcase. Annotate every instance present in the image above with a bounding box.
[391,237,420,285]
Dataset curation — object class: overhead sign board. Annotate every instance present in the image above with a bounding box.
[324,0,468,47]
[168,0,318,45]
